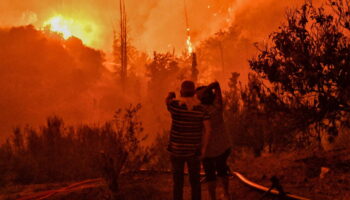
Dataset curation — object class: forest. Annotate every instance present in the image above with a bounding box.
[0,0,349,199]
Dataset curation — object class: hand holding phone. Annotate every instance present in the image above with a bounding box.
[168,92,176,99]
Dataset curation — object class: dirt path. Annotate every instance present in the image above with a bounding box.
[13,173,302,200]
[16,179,104,200]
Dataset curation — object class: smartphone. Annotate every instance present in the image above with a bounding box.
[169,92,176,99]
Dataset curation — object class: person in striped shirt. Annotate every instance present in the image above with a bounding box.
[166,80,211,200]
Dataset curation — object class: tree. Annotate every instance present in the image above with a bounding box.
[119,0,127,88]
[249,1,350,141]
[146,52,181,104]
[196,25,255,82]
[224,71,299,156]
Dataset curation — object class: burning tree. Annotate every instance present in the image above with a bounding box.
[183,0,199,83]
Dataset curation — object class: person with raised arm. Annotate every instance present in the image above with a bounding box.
[166,80,211,200]
[196,81,232,200]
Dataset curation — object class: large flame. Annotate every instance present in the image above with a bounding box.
[43,15,97,46]
[186,35,193,54]
[186,28,194,54]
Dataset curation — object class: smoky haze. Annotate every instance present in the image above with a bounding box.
[0,26,136,141]
[0,0,313,141]
[0,0,304,52]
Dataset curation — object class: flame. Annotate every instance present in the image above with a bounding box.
[44,16,72,39]
[186,35,193,54]
[186,27,194,54]
[43,15,97,46]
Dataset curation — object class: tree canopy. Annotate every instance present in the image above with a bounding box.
[249,0,350,138]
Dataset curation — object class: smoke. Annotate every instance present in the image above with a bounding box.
[0,0,307,53]
[192,0,309,87]
[0,26,135,140]
[0,0,323,141]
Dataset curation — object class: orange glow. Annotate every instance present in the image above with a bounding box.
[186,35,194,54]
[186,26,194,54]
[0,0,306,141]
[43,15,98,46]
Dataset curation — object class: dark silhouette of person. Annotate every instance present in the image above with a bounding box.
[196,81,231,200]
[166,80,211,200]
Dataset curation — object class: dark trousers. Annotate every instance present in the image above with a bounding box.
[202,148,231,181]
[170,155,201,200]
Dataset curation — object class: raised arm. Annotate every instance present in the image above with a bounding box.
[166,92,176,109]
[207,81,223,106]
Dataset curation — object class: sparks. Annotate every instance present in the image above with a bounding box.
[184,0,194,54]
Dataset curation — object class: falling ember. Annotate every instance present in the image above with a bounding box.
[43,15,98,46]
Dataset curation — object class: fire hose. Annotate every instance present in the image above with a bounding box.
[232,171,311,200]
[17,171,312,200]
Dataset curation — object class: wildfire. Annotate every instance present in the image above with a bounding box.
[185,26,194,54]
[43,15,97,46]
[184,0,194,54]
[186,35,193,54]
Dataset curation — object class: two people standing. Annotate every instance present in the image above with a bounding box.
[166,80,231,200]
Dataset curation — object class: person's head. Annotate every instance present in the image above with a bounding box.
[180,80,195,97]
[195,86,215,105]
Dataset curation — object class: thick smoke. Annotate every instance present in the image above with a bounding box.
[195,0,307,86]
[0,26,135,140]
[0,0,319,140]
[0,0,305,52]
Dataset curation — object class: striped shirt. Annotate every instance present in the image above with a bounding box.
[167,98,210,157]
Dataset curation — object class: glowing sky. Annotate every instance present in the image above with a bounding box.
[43,15,99,46]
[0,0,297,53]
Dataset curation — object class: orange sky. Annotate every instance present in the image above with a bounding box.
[0,0,319,141]
[0,0,305,54]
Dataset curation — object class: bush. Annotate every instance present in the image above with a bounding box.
[0,104,149,189]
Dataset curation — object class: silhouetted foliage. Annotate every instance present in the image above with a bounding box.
[224,73,289,156]
[249,1,350,143]
[146,52,180,88]
[144,52,182,134]
[0,105,149,188]
[196,25,255,82]
[223,73,242,148]
[148,131,171,171]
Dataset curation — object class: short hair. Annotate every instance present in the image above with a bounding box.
[180,80,195,97]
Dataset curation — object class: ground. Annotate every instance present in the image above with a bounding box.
[1,148,350,200]
[232,148,350,200]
